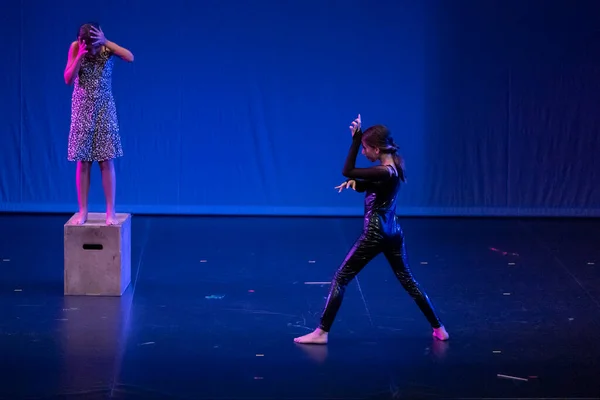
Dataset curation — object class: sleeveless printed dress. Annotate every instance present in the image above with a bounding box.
[67,47,123,162]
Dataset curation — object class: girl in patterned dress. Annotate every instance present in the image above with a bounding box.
[63,22,134,225]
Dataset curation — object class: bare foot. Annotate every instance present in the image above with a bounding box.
[73,211,88,225]
[106,214,118,226]
[433,326,450,341]
[294,328,328,344]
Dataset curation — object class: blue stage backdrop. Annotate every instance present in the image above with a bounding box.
[1,0,599,216]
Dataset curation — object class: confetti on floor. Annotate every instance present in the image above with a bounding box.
[1,213,596,398]
[489,247,520,257]
[497,374,528,382]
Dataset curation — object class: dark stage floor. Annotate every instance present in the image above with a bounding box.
[0,214,599,399]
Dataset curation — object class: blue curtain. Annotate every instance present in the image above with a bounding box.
[1,0,599,216]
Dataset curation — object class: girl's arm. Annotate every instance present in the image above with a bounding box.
[90,26,134,62]
[105,40,134,62]
[64,41,85,85]
[341,130,394,181]
[352,179,370,192]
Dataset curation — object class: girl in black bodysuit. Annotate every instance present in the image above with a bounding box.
[294,115,449,344]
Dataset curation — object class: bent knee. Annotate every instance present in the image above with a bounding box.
[333,270,355,287]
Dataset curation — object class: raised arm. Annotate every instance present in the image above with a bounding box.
[341,130,394,181]
[64,40,87,85]
[91,26,134,62]
[105,40,134,62]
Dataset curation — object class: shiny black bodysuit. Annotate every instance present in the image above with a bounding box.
[318,130,443,332]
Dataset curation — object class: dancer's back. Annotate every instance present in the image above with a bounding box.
[360,164,401,235]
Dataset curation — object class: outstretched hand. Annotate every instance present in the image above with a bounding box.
[349,114,361,137]
[335,180,356,192]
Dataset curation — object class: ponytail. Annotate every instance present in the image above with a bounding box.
[389,140,406,183]
[392,152,406,183]
[362,124,406,182]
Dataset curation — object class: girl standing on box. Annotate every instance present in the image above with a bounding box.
[63,22,134,225]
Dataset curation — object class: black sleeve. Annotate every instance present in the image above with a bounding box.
[341,130,394,181]
[342,178,370,192]
[353,180,370,193]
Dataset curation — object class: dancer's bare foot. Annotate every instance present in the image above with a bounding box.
[106,212,118,226]
[294,328,328,344]
[433,326,449,341]
[73,210,88,225]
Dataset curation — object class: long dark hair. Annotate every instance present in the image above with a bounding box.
[362,124,406,182]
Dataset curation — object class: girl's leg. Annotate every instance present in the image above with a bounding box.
[99,159,117,225]
[294,233,381,344]
[74,161,92,224]
[383,234,449,341]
